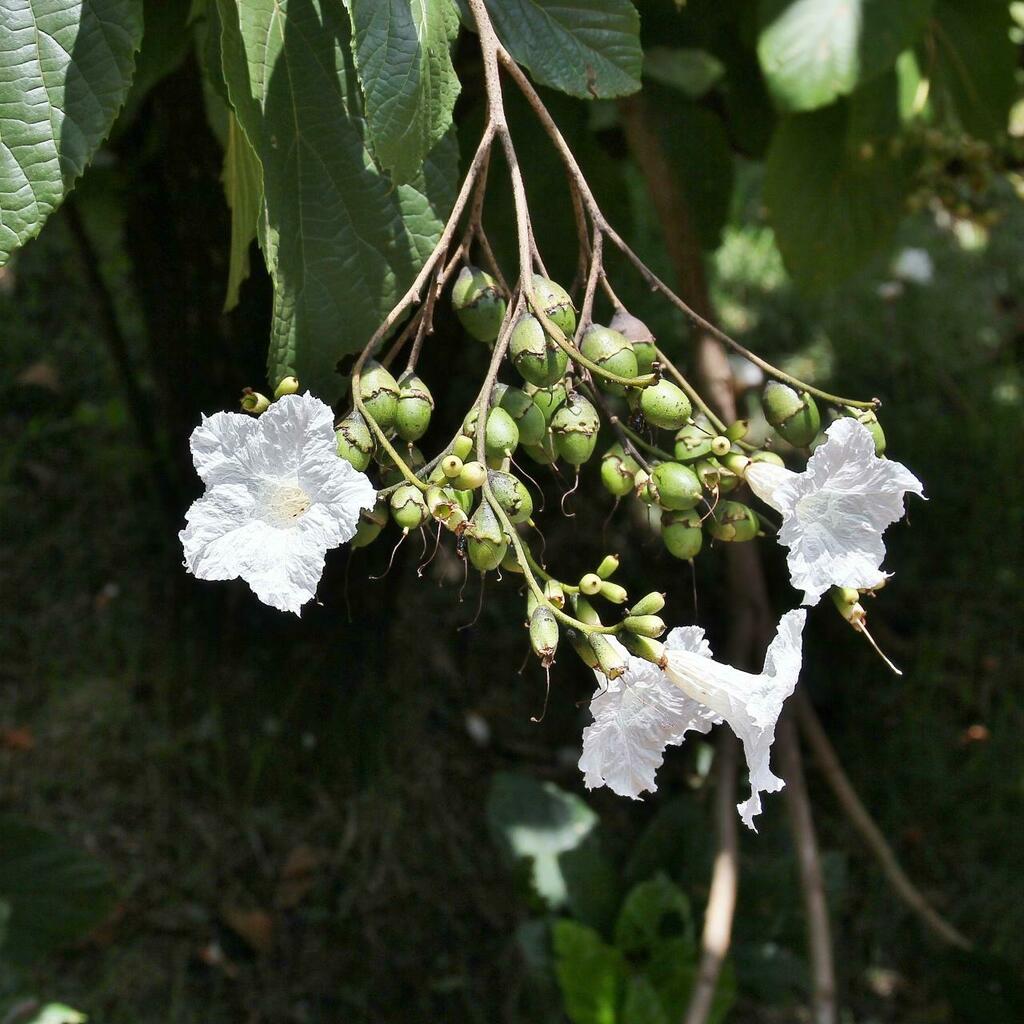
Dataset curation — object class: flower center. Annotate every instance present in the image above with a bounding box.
[262,483,312,526]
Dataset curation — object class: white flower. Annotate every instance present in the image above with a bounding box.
[579,612,807,831]
[179,393,376,614]
[663,610,807,831]
[746,418,924,606]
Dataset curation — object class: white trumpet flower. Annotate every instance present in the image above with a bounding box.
[579,611,807,830]
[746,418,924,606]
[180,393,376,614]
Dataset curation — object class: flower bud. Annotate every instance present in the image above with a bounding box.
[452,265,506,344]
[580,324,638,396]
[709,500,759,542]
[619,633,666,666]
[831,585,864,625]
[720,452,751,477]
[495,384,547,446]
[240,390,270,414]
[763,381,820,447]
[351,497,389,549]
[650,462,702,511]
[544,579,566,609]
[466,501,507,571]
[639,379,692,431]
[510,315,568,387]
[335,411,375,471]
[596,554,620,579]
[661,509,703,560]
[844,407,886,455]
[395,372,434,442]
[601,443,640,497]
[599,580,628,605]
[589,633,626,679]
[579,572,602,596]
[488,470,533,524]
[674,422,714,462]
[485,407,520,459]
[527,381,567,423]
[571,593,602,625]
[609,308,656,374]
[453,460,487,490]
[273,376,299,398]
[751,450,786,467]
[551,392,600,465]
[567,629,600,669]
[529,605,560,667]
[358,360,400,431]
[710,435,732,456]
[725,419,749,442]
[622,614,667,639]
[532,274,576,337]
[442,455,464,479]
[452,433,474,460]
[629,591,665,616]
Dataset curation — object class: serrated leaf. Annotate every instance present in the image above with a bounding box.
[221,110,262,311]
[0,0,144,264]
[481,0,642,99]
[757,0,932,112]
[214,0,457,398]
[764,96,912,291]
[552,920,626,1024]
[0,816,116,965]
[346,0,461,183]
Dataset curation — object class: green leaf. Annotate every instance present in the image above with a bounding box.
[763,95,913,291]
[214,0,457,398]
[925,0,1016,141]
[221,111,263,311]
[0,816,117,965]
[481,0,642,99]
[757,0,932,112]
[552,920,626,1024]
[622,977,668,1024]
[0,0,144,264]
[486,771,598,909]
[642,47,724,98]
[346,0,461,183]
[614,873,694,957]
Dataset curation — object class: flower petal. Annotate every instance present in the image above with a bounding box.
[745,461,799,515]
[189,412,260,485]
[250,392,337,478]
[298,449,377,541]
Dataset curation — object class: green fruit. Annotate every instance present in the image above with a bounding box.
[495,384,546,446]
[378,444,425,488]
[639,379,691,431]
[529,605,559,667]
[622,615,666,639]
[709,501,759,542]
[390,484,429,530]
[532,275,576,337]
[335,412,374,471]
[650,462,702,511]
[550,392,600,465]
[453,460,487,490]
[609,308,656,373]
[580,324,638,396]
[694,457,737,493]
[452,433,474,460]
[527,381,568,423]
[522,434,559,465]
[600,443,640,497]
[488,470,533,524]
[763,381,820,447]
[510,315,568,387]
[629,591,665,616]
[674,422,714,462]
[452,265,506,343]
[661,509,703,560]
[467,501,507,571]
[485,407,520,459]
[351,497,389,549]
[394,372,434,442]
[358,360,399,431]
[844,407,886,455]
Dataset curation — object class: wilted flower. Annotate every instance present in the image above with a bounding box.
[180,393,376,614]
[579,610,807,830]
[746,418,924,606]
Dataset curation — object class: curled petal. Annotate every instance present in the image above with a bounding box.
[250,392,337,478]
[189,412,260,485]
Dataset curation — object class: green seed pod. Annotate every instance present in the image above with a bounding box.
[390,484,429,531]
[751,450,786,467]
[674,422,714,462]
[467,501,507,571]
[544,579,566,609]
[763,381,820,447]
[709,500,760,542]
[452,433,474,460]
[500,547,524,574]
[629,591,666,616]
[240,391,270,414]
[485,407,520,459]
[488,470,533,524]
[351,497,389,549]
[532,274,576,337]
[485,453,507,472]
[510,315,568,387]
[589,633,626,680]
[378,444,425,488]
[335,412,375,471]
[551,392,600,465]
[527,381,568,424]
[571,593,603,626]
[596,554,620,579]
[580,324,638,396]
[579,572,602,596]
[452,265,506,344]
[521,433,559,466]
[529,605,560,667]
[695,457,739,493]
[622,614,667,639]
[650,462,703,511]
[661,509,703,560]
[633,469,654,504]
[600,443,640,497]
[609,308,657,374]
[567,629,601,669]
[844,407,886,455]
[640,379,692,431]
[442,455,464,479]
[358,361,400,431]
[453,460,487,490]
[495,384,546,446]
[599,580,628,605]
[619,633,667,666]
[395,372,434,442]
[273,376,300,399]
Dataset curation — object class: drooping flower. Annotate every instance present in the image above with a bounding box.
[180,393,376,614]
[579,611,807,831]
[746,418,924,606]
